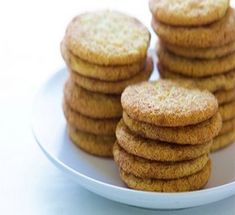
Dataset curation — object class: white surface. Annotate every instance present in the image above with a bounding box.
[0,0,235,214]
[32,68,235,210]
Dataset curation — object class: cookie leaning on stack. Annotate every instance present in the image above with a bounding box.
[61,11,152,157]
[150,0,235,151]
[114,80,221,192]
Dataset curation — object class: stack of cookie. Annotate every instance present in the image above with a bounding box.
[61,11,151,157]
[149,0,235,151]
[114,80,222,192]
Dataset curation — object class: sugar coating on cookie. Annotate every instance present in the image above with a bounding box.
[123,111,222,145]
[157,45,235,77]
[70,55,153,94]
[121,80,218,127]
[61,41,145,81]
[116,120,212,161]
[119,160,211,192]
[63,102,119,136]
[152,8,235,48]
[113,142,209,180]
[68,126,115,157]
[159,63,235,93]
[65,10,150,65]
[149,0,229,26]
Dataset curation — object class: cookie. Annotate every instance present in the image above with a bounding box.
[162,40,235,59]
[113,142,209,180]
[219,100,235,121]
[61,41,145,81]
[211,129,235,152]
[64,80,122,119]
[119,160,211,192]
[157,45,235,77]
[121,80,218,127]
[68,125,115,157]
[123,111,222,145]
[64,10,150,65]
[215,88,235,105]
[158,63,235,93]
[149,0,229,27]
[152,8,235,48]
[219,118,235,135]
[70,56,153,94]
[116,120,212,161]
[63,102,119,135]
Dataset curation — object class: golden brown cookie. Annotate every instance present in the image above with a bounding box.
[219,100,235,121]
[152,8,235,48]
[123,111,222,145]
[68,125,115,157]
[70,56,153,94]
[162,40,235,59]
[61,41,145,81]
[64,10,150,65]
[113,142,209,180]
[149,0,229,27]
[121,80,218,127]
[215,88,235,105]
[211,129,235,152]
[116,120,212,161]
[158,63,235,93]
[63,102,119,135]
[157,45,235,77]
[119,160,211,192]
[64,80,122,119]
[219,118,235,135]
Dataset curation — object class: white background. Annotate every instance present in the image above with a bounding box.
[0,0,235,214]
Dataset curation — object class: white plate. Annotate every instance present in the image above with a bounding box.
[32,68,235,210]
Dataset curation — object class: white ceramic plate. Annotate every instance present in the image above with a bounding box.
[32,68,235,210]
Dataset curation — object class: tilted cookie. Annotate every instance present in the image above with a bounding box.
[123,111,221,145]
[116,120,212,161]
[119,160,211,192]
[113,142,209,179]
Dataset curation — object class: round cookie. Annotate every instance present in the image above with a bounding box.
[116,120,212,161]
[219,100,235,121]
[64,10,150,65]
[119,160,211,192]
[63,102,119,135]
[121,80,218,127]
[157,45,235,77]
[211,130,235,152]
[64,80,122,119]
[61,41,145,81]
[162,40,235,59]
[158,63,235,93]
[151,8,235,48]
[123,111,222,145]
[215,88,235,105]
[68,125,115,157]
[219,118,235,135]
[149,0,229,27]
[113,142,209,180]
[70,56,153,94]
